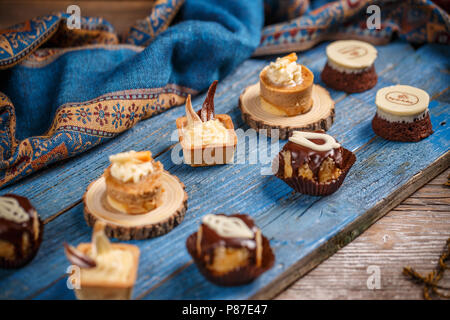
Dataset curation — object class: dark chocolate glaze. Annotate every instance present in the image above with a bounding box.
[199,214,259,265]
[0,194,38,259]
[279,136,344,177]
[197,80,218,122]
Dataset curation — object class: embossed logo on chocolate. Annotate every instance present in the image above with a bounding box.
[337,45,368,59]
[385,91,419,106]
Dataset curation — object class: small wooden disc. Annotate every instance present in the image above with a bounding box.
[239,83,335,140]
[83,171,188,240]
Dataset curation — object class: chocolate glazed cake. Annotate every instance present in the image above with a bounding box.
[186,213,274,286]
[274,131,356,196]
[0,194,43,268]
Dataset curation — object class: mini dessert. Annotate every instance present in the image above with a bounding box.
[0,194,43,268]
[83,150,188,240]
[104,150,163,215]
[372,85,433,142]
[176,80,237,166]
[186,213,274,286]
[321,40,378,93]
[259,53,314,116]
[274,131,356,196]
[64,221,140,300]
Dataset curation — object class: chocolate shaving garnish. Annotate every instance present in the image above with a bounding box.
[64,243,96,269]
[198,80,218,122]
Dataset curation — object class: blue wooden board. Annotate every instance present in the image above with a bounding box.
[0,41,448,300]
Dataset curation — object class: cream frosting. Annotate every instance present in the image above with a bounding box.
[81,247,134,284]
[289,131,340,151]
[0,196,30,223]
[182,119,232,146]
[80,222,135,284]
[265,54,303,86]
[202,214,254,239]
[109,150,154,183]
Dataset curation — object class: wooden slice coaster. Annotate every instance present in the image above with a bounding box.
[239,83,335,140]
[83,171,188,240]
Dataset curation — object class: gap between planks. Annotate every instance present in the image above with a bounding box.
[249,151,450,299]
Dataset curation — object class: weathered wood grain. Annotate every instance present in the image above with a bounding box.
[0,41,448,300]
[276,169,450,300]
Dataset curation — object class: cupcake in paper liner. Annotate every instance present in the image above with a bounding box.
[0,194,43,269]
[186,213,274,286]
[274,131,356,196]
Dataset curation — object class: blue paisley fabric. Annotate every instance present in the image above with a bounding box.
[0,0,448,187]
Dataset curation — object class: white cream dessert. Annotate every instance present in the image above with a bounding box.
[182,119,232,146]
[64,221,140,300]
[264,53,303,86]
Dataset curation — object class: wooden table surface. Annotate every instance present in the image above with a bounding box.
[277,168,450,300]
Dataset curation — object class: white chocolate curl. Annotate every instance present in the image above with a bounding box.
[289,131,340,152]
[202,214,254,239]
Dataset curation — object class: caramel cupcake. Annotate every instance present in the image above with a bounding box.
[274,131,356,196]
[0,194,43,268]
[176,81,237,166]
[321,40,377,93]
[372,85,433,142]
[64,221,140,300]
[104,150,163,214]
[259,53,314,116]
[186,214,274,286]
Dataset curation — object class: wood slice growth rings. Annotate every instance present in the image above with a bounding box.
[239,83,335,140]
[83,171,188,240]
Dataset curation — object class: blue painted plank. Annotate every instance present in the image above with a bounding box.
[0,41,448,299]
[0,42,415,221]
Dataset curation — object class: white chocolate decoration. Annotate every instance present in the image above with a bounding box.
[81,222,134,283]
[202,214,255,239]
[264,53,303,86]
[289,131,340,151]
[185,94,201,127]
[0,197,30,223]
[375,85,429,116]
[326,40,377,70]
[182,119,231,146]
[109,150,154,183]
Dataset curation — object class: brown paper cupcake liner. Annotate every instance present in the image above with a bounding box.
[275,147,356,196]
[0,219,44,269]
[186,232,275,287]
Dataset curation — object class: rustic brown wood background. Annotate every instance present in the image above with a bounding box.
[0,0,156,37]
[276,168,450,300]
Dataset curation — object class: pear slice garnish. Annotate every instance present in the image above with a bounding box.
[185,94,201,127]
[91,221,111,257]
[64,243,96,269]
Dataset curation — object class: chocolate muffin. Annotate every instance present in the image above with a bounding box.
[321,40,378,93]
[274,131,356,196]
[186,213,274,286]
[0,194,43,268]
[372,85,433,142]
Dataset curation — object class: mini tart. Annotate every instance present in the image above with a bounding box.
[372,85,433,142]
[0,194,43,269]
[186,214,274,286]
[321,40,378,93]
[65,222,140,300]
[259,57,314,116]
[176,81,237,166]
[274,131,356,196]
